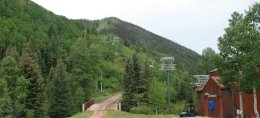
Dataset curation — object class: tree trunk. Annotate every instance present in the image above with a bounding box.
[253,86,259,118]
[156,108,158,115]
[239,91,244,118]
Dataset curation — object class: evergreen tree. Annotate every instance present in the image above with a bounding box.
[14,76,29,118]
[141,60,152,103]
[73,86,85,113]
[70,37,100,100]
[0,56,20,117]
[132,53,141,94]
[20,44,45,118]
[122,54,151,111]
[197,47,219,74]
[121,58,135,111]
[49,59,71,118]
[0,79,11,117]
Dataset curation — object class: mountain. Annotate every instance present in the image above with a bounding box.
[0,0,200,117]
[0,0,200,72]
[94,17,200,71]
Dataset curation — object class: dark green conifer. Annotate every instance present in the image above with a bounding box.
[20,42,45,118]
[49,59,71,118]
[121,58,134,111]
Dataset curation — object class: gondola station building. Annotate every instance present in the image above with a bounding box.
[196,69,260,117]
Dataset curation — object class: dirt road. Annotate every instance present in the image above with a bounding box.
[88,94,121,118]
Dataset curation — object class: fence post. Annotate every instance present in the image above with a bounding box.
[82,103,85,112]
[118,102,121,111]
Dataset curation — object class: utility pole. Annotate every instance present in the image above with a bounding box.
[160,57,176,104]
[112,37,119,53]
[167,71,170,104]
[100,70,103,92]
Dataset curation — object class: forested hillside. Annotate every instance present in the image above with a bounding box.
[0,0,199,117]
[94,17,200,71]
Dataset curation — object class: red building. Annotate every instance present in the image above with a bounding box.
[196,69,260,117]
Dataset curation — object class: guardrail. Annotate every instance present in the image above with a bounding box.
[82,99,94,111]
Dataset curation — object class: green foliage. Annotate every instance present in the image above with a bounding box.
[197,47,219,74]
[122,58,135,111]
[96,17,200,72]
[70,36,101,100]
[218,3,260,91]
[133,93,144,107]
[148,78,167,114]
[0,79,11,117]
[171,101,186,114]
[14,76,29,117]
[140,60,152,103]
[0,56,19,115]
[49,59,72,118]
[132,54,142,94]
[130,106,153,115]
[20,45,46,118]
[0,0,203,117]
[73,87,85,113]
[0,55,30,117]
[107,110,177,118]
[173,71,193,102]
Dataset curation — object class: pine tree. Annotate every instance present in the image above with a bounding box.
[70,37,100,100]
[73,86,85,113]
[141,60,152,103]
[0,79,11,117]
[49,59,71,118]
[0,56,20,117]
[122,54,150,111]
[20,44,45,118]
[121,58,135,111]
[132,53,141,94]
[14,76,29,118]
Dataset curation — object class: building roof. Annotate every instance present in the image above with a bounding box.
[211,76,225,89]
[195,69,225,92]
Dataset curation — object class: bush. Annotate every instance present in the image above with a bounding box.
[162,101,187,114]
[170,101,186,114]
[129,106,153,115]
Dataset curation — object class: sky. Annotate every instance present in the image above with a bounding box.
[32,0,259,54]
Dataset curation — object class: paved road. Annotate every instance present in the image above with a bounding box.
[88,94,121,118]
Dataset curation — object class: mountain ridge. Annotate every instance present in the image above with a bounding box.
[94,17,200,70]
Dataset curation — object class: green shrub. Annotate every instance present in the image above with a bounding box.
[171,101,186,114]
[129,106,153,115]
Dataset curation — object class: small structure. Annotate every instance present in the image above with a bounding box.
[196,70,233,117]
[196,69,260,117]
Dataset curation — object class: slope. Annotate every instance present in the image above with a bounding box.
[95,17,201,71]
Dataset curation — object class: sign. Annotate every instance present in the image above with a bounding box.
[209,101,214,111]
[208,94,217,98]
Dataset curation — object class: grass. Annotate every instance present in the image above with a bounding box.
[69,111,93,118]
[106,110,177,118]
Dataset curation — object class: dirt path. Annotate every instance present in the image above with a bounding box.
[88,94,121,118]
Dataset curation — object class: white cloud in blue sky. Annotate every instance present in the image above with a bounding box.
[32,0,259,54]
